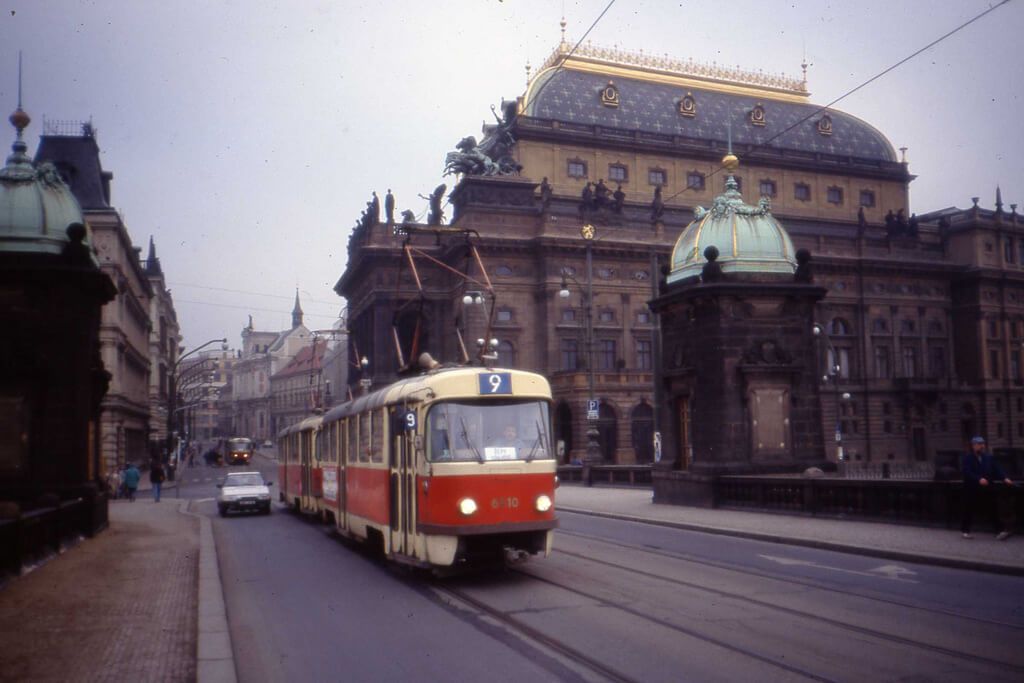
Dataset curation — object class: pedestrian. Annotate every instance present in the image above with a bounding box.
[123,462,141,502]
[150,459,166,503]
[961,436,1014,540]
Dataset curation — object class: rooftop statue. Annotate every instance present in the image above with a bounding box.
[443,102,522,177]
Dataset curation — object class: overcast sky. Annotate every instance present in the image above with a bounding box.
[2,1,1021,351]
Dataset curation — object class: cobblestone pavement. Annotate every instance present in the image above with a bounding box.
[0,499,199,683]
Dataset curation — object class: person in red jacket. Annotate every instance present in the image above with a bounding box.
[961,436,1013,539]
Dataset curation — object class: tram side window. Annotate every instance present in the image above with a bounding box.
[347,418,357,465]
[359,413,370,462]
[327,423,337,463]
[371,409,384,463]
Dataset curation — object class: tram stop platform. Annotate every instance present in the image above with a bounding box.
[555,484,1024,575]
[1,478,1022,683]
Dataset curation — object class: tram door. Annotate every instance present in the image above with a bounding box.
[300,429,313,511]
[388,407,416,557]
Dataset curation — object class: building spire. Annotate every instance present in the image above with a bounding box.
[4,51,32,175]
[145,235,163,276]
[996,185,1004,213]
[292,288,303,329]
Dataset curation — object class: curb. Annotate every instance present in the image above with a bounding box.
[558,505,1024,577]
[181,500,238,683]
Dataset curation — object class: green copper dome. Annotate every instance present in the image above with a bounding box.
[668,153,795,284]
[0,104,89,258]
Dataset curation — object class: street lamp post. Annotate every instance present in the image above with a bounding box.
[559,223,601,484]
[167,337,227,464]
[813,323,852,472]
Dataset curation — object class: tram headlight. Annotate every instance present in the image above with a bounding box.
[535,494,553,512]
[458,497,478,516]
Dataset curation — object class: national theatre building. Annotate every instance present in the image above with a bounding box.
[337,36,1021,477]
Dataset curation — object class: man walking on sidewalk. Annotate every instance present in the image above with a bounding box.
[961,436,1013,540]
[150,459,166,503]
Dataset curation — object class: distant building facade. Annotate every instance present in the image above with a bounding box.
[143,237,179,460]
[232,292,312,441]
[36,121,156,472]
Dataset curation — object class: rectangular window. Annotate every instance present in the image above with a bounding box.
[1012,351,1021,380]
[598,340,617,370]
[989,319,999,338]
[794,183,811,201]
[608,164,628,182]
[567,160,587,178]
[637,311,651,324]
[1006,239,1016,264]
[648,169,667,186]
[990,348,1001,378]
[875,346,891,379]
[827,347,852,379]
[561,339,579,370]
[636,340,652,370]
[759,179,777,197]
[859,190,876,207]
[686,172,705,191]
[1018,241,1024,264]
[561,309,577,323]
[359,413,369,462]
[496,309,513,322]
[929,346,947,378]
[599,310,614,323]
[371,408,383,463]
[827,187,844,205]
[902,347,917,378]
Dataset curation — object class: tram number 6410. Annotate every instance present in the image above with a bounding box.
[491,496,519,509]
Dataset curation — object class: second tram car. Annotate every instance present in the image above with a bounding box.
[225,437,255,466]
[277,365,557,567]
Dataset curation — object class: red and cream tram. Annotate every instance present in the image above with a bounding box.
[277,365,557,567]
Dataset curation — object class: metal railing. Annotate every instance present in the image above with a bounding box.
[0,494,108,580]
[558,464,652,486]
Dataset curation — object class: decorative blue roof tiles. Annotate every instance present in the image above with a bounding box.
[523,67,896,163]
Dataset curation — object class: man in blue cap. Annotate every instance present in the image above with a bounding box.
[961,436,1013,539]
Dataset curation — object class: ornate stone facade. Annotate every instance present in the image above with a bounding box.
[337,40,1019,470]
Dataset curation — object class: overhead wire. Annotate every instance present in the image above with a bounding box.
[661,0,1014,206]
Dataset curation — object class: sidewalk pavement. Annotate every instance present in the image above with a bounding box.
[555,484,1024,575]
[0,485,236,683]
[2,479,1021,683]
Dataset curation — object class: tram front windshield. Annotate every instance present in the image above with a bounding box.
[427,400,552,462]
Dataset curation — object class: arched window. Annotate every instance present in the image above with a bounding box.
[555,402,573,464]
[597,402,617,463]
[497,340,516,367]
[829,317,851,336]
[631,402,654,463]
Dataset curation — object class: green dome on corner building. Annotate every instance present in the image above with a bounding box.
[668,152,795,284]
[0,102,90,259]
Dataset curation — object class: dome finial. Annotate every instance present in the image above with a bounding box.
[722,118,739,175]
[4,51,33,176]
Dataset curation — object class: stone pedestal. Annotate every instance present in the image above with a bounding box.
[651,281,829,506]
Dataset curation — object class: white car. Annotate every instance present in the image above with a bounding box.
[217,471,273,516]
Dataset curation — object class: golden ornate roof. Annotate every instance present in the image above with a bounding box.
[533,40,809,103]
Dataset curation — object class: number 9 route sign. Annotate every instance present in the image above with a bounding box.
[478,372,512,395]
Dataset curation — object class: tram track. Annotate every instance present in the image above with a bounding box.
[556,526,1024,632]
[536,541,1024,676]
[434,583,644,683]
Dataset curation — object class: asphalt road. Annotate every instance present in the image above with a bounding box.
[175,455,1024,682]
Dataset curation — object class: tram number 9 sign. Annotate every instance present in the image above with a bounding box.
[478,372,512,395]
